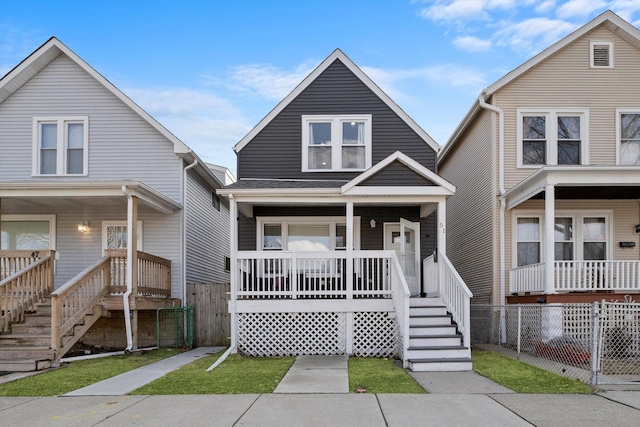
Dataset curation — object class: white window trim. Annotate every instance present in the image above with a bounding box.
[256,216,361,251]
[301,115,372,172]
[615,108,640,165]
[101,220,143,251]
[516,109,589,168]
[1,214,57,250]
[32,116,89,176]
[590,41,614,68]
[511,210,613,268]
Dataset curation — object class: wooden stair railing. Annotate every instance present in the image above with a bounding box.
[50,256,111,364]
[0,251,55,333]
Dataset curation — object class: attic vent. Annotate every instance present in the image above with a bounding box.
[590,41,613,68]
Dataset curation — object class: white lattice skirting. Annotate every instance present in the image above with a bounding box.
[237,311,398,358]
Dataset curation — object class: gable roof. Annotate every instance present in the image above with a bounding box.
[0,37,223,188]
[233,49,440,153]
[439,10,640,163]
[342,151,455,195]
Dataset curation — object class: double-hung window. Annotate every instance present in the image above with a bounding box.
[33,117,88,176]
[302,115,372,172]
[617,110,640,165]
[517,110,588,167]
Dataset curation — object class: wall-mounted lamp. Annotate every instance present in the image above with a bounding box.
[78,221,90,233]
[635,224,640,233]
[370,219,376,229]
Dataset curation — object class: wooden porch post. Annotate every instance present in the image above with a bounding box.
[229,194,237,352]
[127,194,139,350]
[544,184,556,294]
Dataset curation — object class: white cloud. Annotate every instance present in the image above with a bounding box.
[493,17,578,55]
[125,87,238,116]
[556,0,609,18]
[224,61,318,101]
[534,0,557,13]
[453,35,493,52]
[419,0,516,22]
[610,0,640,22]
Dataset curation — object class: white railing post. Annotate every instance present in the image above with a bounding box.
[346,202,354,300]
[544,184,556,294]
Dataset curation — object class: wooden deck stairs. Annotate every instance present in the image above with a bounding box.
[0,296,102,372]
[406,297,473,371]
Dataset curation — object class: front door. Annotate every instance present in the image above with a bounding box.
[384,219,420,295]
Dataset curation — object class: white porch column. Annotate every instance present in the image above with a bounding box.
[127,194,139,350]
[345,202,354,355]
[437,199,446,297]
[229,194,238,352]
[544,185,556,294]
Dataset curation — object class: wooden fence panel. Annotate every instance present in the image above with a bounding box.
[187,283,230,347]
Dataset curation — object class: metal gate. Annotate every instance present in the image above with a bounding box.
[156,306,194,349]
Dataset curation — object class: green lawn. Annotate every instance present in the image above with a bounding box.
[0,348,182,397]
[472,350,593,394]
[348,357,425,393]
[132,352,295,394]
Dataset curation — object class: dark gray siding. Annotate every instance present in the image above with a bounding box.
[238,206,436,261]
[238,59,437,180]
[360,161,435,186]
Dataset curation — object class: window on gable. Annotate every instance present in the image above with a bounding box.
[590,41,613,68]
[33,117,88,176]
[518,110,588,167]
[618,111,640,165]
[302,115,371,172]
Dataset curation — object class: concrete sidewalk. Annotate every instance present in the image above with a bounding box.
[1,392,639,426]
[274,355,348,393]
[64,347,224,396]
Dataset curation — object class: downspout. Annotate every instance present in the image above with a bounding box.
[182,157,198,307]
[477,93,507,343]
[122,186,135,351]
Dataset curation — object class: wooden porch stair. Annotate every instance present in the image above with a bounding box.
[406,297,473,371]
[0,296,102,372]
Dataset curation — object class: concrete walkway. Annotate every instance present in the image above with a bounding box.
[64,347,224,396]
[274,355,348,393]
[2,350,640,425]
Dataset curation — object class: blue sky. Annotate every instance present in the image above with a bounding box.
[2,0,639,176]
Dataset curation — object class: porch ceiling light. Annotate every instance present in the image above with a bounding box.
[78,221,90,233]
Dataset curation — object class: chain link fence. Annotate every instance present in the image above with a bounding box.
[156,306,194,349]
[471,300,640,386]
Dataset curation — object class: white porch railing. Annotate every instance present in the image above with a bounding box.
[423,253,473,348]
[510,261,640,294]
[236,250,394,299]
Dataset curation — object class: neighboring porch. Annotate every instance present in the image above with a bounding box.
[503,166,640,303]
[0,249,176,371]
[0,181,182,371]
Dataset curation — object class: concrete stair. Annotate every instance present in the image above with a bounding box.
[406,297,472,372]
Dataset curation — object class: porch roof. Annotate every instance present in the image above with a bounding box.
[503,166,640,210]
[0,180,182,214]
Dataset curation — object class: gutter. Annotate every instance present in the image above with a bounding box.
[477,93,507,343]
[121,185,135,351]
[182,158,198,307]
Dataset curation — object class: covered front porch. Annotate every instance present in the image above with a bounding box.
[219,153,473,369]
[0,181,182,368]
[504,167,640,302]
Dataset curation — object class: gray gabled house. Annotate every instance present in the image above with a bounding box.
[0,37,231,371]
[218,49,473,371]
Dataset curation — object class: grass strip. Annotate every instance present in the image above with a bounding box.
[348,357,426,394]
[132,353,295,394]
[0,348,182,396]
[472,350,593,394]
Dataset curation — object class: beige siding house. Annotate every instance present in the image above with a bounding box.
[439,10,640,306]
